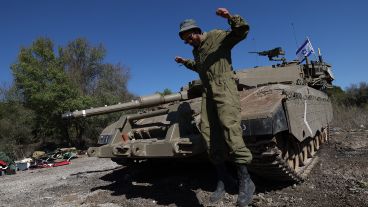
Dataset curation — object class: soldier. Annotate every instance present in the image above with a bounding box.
[175,8,255,207]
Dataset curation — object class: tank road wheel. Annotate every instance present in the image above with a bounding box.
[297,145,306,167]
[307,138,315,157]
[283,141,300,171]
[277,135,304,181]
[293,152,300,171]
[301,144,309,165]
[279,136,288,159]
[287,149,296,171]
[319,131,325,144]
[314,134,320,150]
[322,129,327,142]
[287,157,294,169]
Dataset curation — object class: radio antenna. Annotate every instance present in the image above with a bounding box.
[291,23,298,48]
[252,38,259,66]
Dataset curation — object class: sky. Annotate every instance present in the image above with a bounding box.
[1,0,367,96]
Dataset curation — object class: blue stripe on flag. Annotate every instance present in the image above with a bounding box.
[296,39,309,54]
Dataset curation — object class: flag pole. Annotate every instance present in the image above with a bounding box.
[307,36,318,61]
[291,23,298,49]
[318,48,324,62]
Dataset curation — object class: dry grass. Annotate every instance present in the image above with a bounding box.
[332,104,368,130]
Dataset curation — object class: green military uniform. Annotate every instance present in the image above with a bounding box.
[182,15,252,165]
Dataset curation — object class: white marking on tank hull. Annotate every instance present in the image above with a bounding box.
[304,100,313,136]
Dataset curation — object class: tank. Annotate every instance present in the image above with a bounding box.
[62,47,334,182]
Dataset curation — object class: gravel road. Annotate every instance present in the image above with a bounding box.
[1,128,368,207]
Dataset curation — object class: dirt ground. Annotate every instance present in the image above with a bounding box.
[1,127,368,207]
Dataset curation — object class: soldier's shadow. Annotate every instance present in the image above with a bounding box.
[91,160,221,207]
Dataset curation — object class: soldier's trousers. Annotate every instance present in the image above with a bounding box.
[200,76,252,165]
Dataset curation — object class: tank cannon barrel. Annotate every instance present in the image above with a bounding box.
[62,91,188,119]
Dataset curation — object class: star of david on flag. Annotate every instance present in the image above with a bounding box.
[296,38,315,62]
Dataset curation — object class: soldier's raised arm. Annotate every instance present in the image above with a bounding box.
[216,8,250,48]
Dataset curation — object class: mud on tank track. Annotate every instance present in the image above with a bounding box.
[246,126,330,182]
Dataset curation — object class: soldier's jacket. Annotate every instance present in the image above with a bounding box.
[183,15,249,90]
[182,15,252,165]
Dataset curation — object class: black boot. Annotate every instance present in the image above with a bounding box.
[237,165,255,207]
[209,163,227,203]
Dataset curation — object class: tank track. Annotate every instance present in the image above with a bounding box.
[246,125,330,182]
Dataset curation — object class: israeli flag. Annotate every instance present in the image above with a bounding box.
[296,38,315,62]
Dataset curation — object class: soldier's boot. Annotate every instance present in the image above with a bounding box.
[237,165,255,207]
[209,163,227,203]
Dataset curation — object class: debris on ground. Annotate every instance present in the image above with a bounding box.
[0,152,16,176]
[29,147,78,169]
[15,158,32,171]
[1,130,367,206]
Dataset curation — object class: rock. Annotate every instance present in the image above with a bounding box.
[357,180,368,189]
[254,193,265,201]
[132,181,152,187]
[333,127,342,132]
[266,198,273,203]
[257,193,265,197]
[281,196,289,201]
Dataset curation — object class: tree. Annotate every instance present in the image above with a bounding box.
[8,37,133,151]
[94,63,132,103]
[327,86,348,105]
[11,37,79,146]
[59,38,106,96]
[345,82,368,108]
[156,88,173,96]
[0,85,36,158]
[328,82,368,108]
[0,102,36,158]
[0,83,5,101]
[59,39,133,148]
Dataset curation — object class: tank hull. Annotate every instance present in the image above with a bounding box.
[239,84,332,181]
[69,52,336,182]
[87,84,332,182]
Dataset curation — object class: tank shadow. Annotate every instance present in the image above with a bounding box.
[91,160,217,207]
[251,175,295,192]
[70,167,122,176]
[90,160,295,206]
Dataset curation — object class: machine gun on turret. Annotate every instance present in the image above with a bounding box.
[249,47,286,63]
